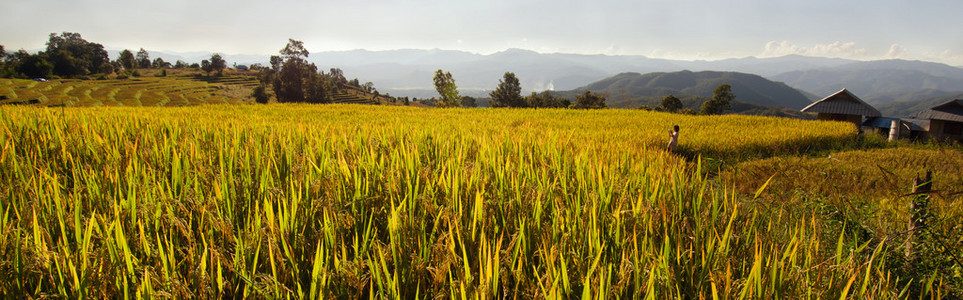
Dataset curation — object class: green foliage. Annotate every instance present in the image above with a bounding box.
[433,69,459,107]
[460,96,477,107]
[573,90,607,109]
[209,53,226,75]
[524,91,570,108]
[252,85,270,103]
[18,53,54,78]
[44,32,111,76]
[489,72,523,107]
[136,48,151,69]
[152,57,171,69]
[660,94,683,112]
[119,49,135,70]
[201,60,212,75]
[262,39,331,103]
[700,83,734,115]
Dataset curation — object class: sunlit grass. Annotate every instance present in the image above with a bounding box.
[0,104,955,298]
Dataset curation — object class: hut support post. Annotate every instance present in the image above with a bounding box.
[889,120,901,141]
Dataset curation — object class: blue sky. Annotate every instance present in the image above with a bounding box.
[2,0,962,65]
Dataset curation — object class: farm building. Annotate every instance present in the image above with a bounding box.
[863,117,927,140]
[801,89,881,128]
[911,99,963,142]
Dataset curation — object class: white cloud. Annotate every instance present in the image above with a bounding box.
[761,41,868,58]
[885,44,907,59]
[923,50,963,66]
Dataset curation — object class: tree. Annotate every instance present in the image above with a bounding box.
[525,91,569,108]
[700,84,735,115]
[174,60,188,69]
[152,57,171,69]
[660,94,683,113]
[119,49,135,70]
[210,53,226,75]
[573,91,607,109]
[118,49,135,70]
[433,69,459,107]
[262,39,330,103]
[329,68,345,85]
[460,96,477,107]
[18,53,54,78]
[47,49,84,77]
[280,39,309,58]
[136,48,150,68]
[201,59,212,75]
[44,32,111,76]
[489,72,524,107]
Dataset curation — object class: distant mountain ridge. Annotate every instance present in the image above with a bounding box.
[772,60,963,98]
[561,70,813,110]
[875,92,963,118]
[109,48,963,111]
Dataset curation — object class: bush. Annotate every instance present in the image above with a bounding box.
[252,85,270,104]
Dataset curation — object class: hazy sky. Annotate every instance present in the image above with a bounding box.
[2,0,962,65]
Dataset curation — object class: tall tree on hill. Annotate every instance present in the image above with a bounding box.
[661,94,683,113]
[119,49,135,70]
[201,59,212,75]
[44,32,112,76]
[433,69,459,107]
[264,39,329,103]
[136,48,151,68]
[210,53,226,75]
[573,91,607,109]
[489,72,524,107]
[700,84,735,115]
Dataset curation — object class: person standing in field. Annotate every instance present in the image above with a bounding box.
[667,125,679,152]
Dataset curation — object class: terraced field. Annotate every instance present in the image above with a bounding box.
[0,75,259,107]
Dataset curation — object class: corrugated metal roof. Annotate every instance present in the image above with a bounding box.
[800,89,881,117]
[863,117,927,131]
[911,99,963,122]
[863,117,900,129]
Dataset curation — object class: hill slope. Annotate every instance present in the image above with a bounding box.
[566,70,813,110]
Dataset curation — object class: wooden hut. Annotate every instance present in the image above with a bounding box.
[801,89,881,128]
[911,99,963,142]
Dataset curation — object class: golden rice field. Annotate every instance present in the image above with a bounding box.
[0,76,258,107]
[0,104,960,298]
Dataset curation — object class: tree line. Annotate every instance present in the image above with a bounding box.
[0,32,234,79]
[0,32,731,111]
[429,71,607,109]
[639,84,735,115]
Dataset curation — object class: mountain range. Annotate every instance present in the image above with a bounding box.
[134,48,963,116]
[560,71,812,110]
